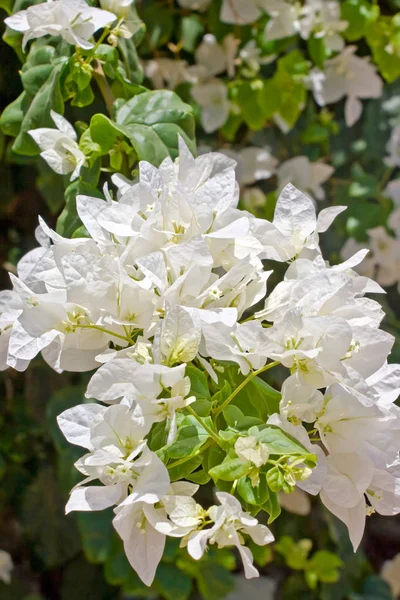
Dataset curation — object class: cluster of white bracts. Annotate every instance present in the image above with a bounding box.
[1,139,399,584]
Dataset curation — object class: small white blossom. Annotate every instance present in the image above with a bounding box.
[5,0,117,50]
[277,156,334,201]
[187,492,274,579]
[191,79,231,133]
[29,111,85,181]
[0,551,13,585]
[310,46,383,127]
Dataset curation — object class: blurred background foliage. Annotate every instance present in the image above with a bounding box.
[0,0,400,599]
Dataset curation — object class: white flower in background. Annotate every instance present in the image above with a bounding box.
[187,492,274,578]
[385,126,400,167]
[100,0,133,18]
[0,551,13,585]
[222,147,278,186]
[263,0,302,40]
[239,40,276,75]
[241,187,266,212]
[277,156,334,201]
[5,0,117,50]
[29,111,85,181]
[191,79,231,133]
[177,0,211,11]
[193,34,239,79]
[382,553,400,598]
[279,488,311,516]
[343,228,400,290]
[300,0,348,51]
[220,0,270,25]
[310,46,383,127]
[144,59,188,90]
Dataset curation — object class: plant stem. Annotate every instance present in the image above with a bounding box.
[78,324,130,343]
[186,406,223,447]
[93,62,115,117]
[167,439,214,470]
[213,361,280,418]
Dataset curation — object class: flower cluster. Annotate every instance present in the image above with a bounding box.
[1,139,399,583]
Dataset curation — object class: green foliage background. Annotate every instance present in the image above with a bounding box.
[0,1,399,599]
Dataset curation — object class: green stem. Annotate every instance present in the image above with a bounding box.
[213,361,280,418]
[93,63,115,117]
[78,324,130,343]
[167,439,214,470]
[186,406,223,447]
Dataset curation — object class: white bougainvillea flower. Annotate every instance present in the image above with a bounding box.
[382,553,400,598]
[255,183,345,261]
[320,452,374,550]
[145,482,204,538]
[316,384,400,468]
[386,127,400,167]
[277,156,334,201]
[300,0,348,51]
[187,492,274,579]
[112,466,171,586]
[263,0,302,40]
[100,0,132,18]
[5,0,117,50]
[220,0,270,25]
[309,46,383,127]
[29,111,85,181]
[279,488,311,516]
[235,435,269,468]
[0,551,13,585]
[191,79,231,133]
[144,59,188,90]
[222,147,278,186]
[194,34,239,78]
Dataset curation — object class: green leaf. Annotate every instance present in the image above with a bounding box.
[77,510,114,564]
[91,90,195,166]
[177,550,235,600]
[118,37,144,85]
[13,59,67,155]
[116,90,196,164]
[266,466,285,492]
[180,15,205,53]
[237,475,270,506]
[357,575,394,600]
[186,365,211,416]
[230,80,268,131]
[209,449,251,482]
[306,550,343,587]
[168,454,204,482]
[167,415,211,459]
[22,467,81,567]
[185,468,211,484]
[153,563,192,600]
[236,375,281,421]
[341,0,380,41]
[140,4,173,50]
[104,538,131,586]
[366,16,400,83]
[0,92,27,137]
[307,35,328,68]
[250,425,313,457]
[275,536,313,570]
[261,490,281,523]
